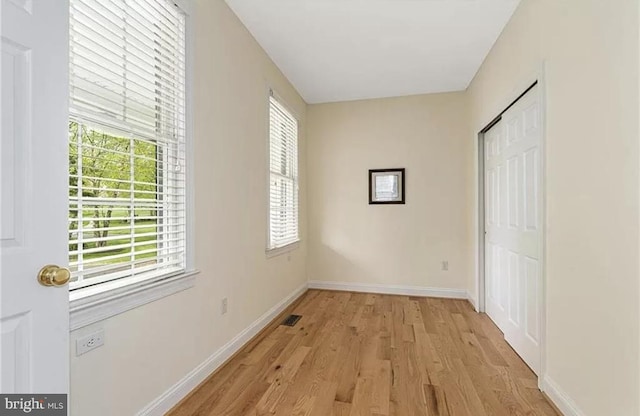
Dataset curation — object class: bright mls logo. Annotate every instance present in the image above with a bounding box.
[0,395,66,415]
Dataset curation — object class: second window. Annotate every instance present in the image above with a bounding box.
[268,94,299,250]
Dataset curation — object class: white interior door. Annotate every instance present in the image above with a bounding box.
[1,0,69,396]
[484,84,542,374]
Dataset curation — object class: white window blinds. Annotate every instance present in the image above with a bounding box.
[69,0,187,289]
[268,95,299,249]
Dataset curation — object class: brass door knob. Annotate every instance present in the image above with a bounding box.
[38,265,71,287]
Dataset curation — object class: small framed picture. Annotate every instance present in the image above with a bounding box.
[369,168,405,204]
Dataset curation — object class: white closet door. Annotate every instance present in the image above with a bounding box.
[484,84,542,374]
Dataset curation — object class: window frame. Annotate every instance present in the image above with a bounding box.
[266,89,301,257]
[69,0,197,330]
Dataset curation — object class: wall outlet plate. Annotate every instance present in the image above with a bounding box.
[221,297,228,315]
[76,329,105,356]
[442,261,449,271]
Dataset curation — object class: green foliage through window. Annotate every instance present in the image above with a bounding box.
[69,121,160,281]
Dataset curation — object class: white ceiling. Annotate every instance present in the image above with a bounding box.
[224,0,521,104]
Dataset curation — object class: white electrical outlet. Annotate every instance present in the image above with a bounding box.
[442,261,449,271]
[76,329,105,356]
[221,297,228,315]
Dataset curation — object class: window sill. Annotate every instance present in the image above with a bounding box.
[69,269,199,331]
[266,240,300,258]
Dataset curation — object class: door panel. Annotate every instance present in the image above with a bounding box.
[525,256,540,342]
[1,0,69,395]
[507,250,519,325]
[1,41,27,250]
[524,148,539,231]
[484,84,542,374]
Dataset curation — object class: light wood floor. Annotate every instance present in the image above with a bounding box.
[169,290,559,416]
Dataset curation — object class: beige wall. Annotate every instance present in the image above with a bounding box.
[69,1,308,415]
[307,93,471,291]
[467,0,639,415]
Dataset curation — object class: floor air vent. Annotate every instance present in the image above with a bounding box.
[282,314,302,327]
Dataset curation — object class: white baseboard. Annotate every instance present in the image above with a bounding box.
[541,376,585,416]
[136,282,308,416]
[308,280,467,299]
[467,291,479,311]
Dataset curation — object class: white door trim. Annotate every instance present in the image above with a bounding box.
[474,65,548,389]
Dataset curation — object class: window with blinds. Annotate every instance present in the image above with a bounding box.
[268,95,299,250]
[69,0,187,289]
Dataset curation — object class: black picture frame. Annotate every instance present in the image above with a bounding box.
[368,168,405,205]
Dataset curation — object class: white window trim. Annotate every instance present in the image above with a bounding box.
[69,0,197,330]
[69,270,198,331]
[265,88,301,257]
[265,240,300,258]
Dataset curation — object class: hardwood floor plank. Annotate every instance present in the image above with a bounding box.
[308,382,339,416]
[370,360,391,415]
[335,329,361,403]
[333,401,352,416]
[168,290,559,416]
[423,383,450,416]
[256,346,311,413]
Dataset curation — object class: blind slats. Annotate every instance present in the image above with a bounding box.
[69,221,186,236]
[70,0,186,140]
[268,96,299,250]
[70,246,184,269]
[70,236,184,256]
[70,20,186,85]
[73,0,186,60]
[69,0,187,290]
[70,174,185,188]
